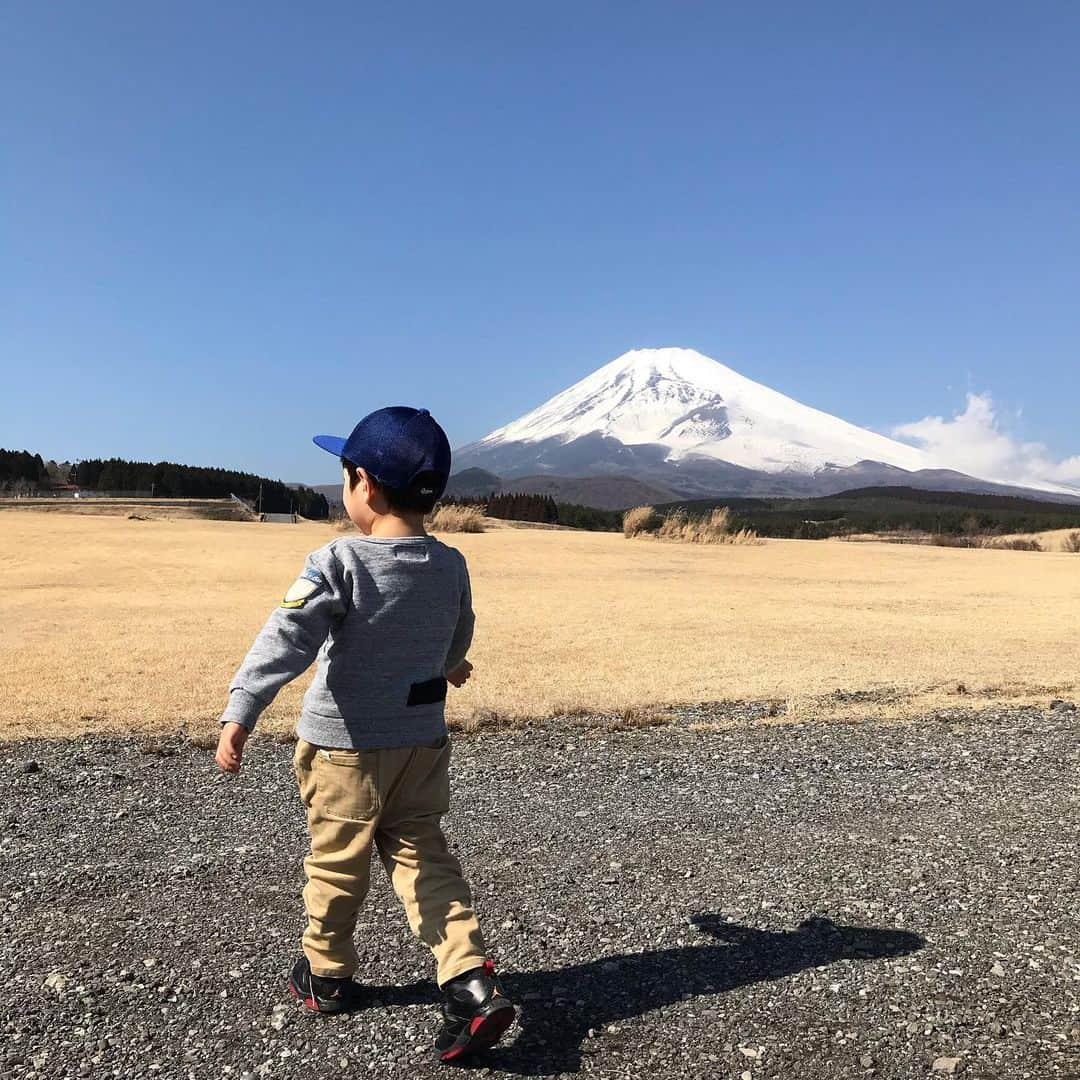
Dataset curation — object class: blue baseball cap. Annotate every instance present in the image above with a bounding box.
[313,406,452,499]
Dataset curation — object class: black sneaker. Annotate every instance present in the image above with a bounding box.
[287,956,363,1014]
[435,959,516,1064]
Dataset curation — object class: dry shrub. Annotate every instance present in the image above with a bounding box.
[1063,531,1080,554]
[428,504,486,533]
[333,517,355,533]
[989,537,1043,552]
[933,534,1045,552]
[726,527,760,545]
[656,507,759,545]
[623,505,661,537]
[705,506,732,536]
[930,534,985,548]
[657,509,690,541]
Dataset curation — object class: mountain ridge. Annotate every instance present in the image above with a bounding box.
[453,347,1080,502]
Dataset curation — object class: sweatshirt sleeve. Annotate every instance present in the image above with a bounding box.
[443,553,475,674]
[220,546,349,732]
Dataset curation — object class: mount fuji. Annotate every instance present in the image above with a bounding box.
[453,348,1076,504]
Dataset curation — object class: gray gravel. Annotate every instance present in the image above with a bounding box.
[3,704,1079,1079]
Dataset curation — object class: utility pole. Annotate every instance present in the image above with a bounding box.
[257,483,263,516]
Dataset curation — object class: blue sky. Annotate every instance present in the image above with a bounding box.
[3,2,1078,485]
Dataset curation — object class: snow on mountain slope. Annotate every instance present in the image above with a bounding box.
[472,347,928,474]
[454,347,1080,500]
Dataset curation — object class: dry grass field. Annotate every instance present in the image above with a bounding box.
[1018,527,1080,552]
[2,509,1078,741]
[0,496,250,521]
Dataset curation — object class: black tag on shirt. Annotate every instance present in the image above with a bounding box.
[406,676,448,707]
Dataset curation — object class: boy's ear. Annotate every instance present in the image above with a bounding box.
[356,467,376,498]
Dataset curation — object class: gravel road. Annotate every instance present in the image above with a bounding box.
[3,704,1078,1080]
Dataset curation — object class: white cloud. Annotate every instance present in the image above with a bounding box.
[893,393,1080,492]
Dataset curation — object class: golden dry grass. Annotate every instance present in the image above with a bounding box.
[840,527,1080,553]
[427,504,486,533]
[623,505,661,538]
[2,511,1078,741]
[1012,527,1080,553]
[625,504,759,544]
[656,507,760,545]
[0,496,249,521]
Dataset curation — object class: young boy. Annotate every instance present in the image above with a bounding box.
[214,406,515,1063]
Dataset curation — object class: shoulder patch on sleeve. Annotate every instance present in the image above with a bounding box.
[281,567,326,609]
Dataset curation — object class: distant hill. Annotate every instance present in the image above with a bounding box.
[443,468,680,510]
[444,468,502,498]
[439,462,1080,512]
[500,474,680,511]
[309,483,344,509]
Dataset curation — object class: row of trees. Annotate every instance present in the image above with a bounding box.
[73,457,328,517]
[438,493,622,531]
[0,449,48,491]
[438,484,1080,539]
[639,488,1080,540]
[552,502,622,531]
[0,447,328,519]
[486,492,560,524]
[441,492,561,524]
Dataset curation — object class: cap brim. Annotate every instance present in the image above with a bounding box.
[312,435,348,457]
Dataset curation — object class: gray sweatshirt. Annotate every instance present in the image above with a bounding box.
[220,534,474,749]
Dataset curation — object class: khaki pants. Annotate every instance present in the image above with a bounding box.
[292,736,488,987]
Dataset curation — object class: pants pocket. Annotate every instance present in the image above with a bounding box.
[403,739,451,817]
[314,748,381,822]
[293,739,318,808]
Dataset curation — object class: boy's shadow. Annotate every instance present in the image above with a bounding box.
[364,915,924,1074]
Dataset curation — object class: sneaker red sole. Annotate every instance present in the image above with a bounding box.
[287,978,318,1012]
[440,1005,515,1062]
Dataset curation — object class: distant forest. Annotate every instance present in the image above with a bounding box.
[0,448,48,489]
[652,487,1080,539]
[9,445,1078,535]
[442,485,1080,538]
[442,492,623,531]
[0,448,329,519]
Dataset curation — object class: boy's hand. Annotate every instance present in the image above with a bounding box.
[446,660,473,688]
[215,722,249,774]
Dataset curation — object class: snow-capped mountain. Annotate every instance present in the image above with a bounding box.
[477,347,926,472]
[452,348,1074,501]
